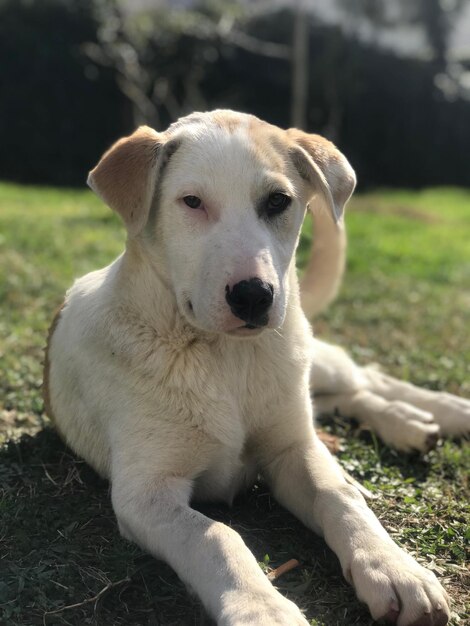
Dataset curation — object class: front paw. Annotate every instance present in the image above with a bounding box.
[219,589,309,626]
[348,544,450,626]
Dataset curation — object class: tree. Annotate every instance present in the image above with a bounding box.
[84,0,291,129]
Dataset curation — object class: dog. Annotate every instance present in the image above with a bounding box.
[44,109,468,625]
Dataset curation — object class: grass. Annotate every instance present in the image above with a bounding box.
[0,182,469,625]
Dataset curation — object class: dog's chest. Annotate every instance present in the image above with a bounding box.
[156,334,305,502]
[192,444,258,503]
[123,323,309,501]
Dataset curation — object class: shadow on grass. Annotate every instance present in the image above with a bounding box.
[0,429,378,626]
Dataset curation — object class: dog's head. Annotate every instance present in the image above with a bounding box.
[88,110,355,337]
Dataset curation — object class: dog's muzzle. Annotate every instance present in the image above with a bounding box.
[225,278,274,327]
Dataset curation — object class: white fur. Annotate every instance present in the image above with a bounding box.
[47,110,461,626]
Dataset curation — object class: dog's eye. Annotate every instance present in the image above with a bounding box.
[183,195,202,209]
[266,192,291,216]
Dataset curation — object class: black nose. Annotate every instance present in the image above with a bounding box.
[225,278,274,326]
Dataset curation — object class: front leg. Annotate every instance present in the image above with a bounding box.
[110,425,309,626]
[257,400,451,626]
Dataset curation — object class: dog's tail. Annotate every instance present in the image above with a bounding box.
[299,207,346,319]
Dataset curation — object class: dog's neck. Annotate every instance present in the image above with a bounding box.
[123,236,172,289]
[114,239,191,336]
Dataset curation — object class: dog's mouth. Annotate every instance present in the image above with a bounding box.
[226,323,265,338]
[183,298,267,337]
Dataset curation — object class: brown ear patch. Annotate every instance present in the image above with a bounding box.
[288,144,328,184]
[287,129,342,177]
[87,126,163,236]
[286,128,356,222]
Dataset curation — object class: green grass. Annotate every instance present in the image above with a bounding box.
[0,182,469,625]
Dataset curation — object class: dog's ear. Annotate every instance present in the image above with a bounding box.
[87,126,163,236]
[287,129,356,223]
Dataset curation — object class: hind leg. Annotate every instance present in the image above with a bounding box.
[309,338,457,452]
[361,367,470,437]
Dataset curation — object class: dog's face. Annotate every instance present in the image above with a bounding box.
[88,110,355,336]
[155,114,313,336]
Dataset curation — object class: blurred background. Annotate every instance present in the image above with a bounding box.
[1,0,470,189]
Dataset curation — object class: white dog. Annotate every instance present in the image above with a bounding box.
[44,110,468,626]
